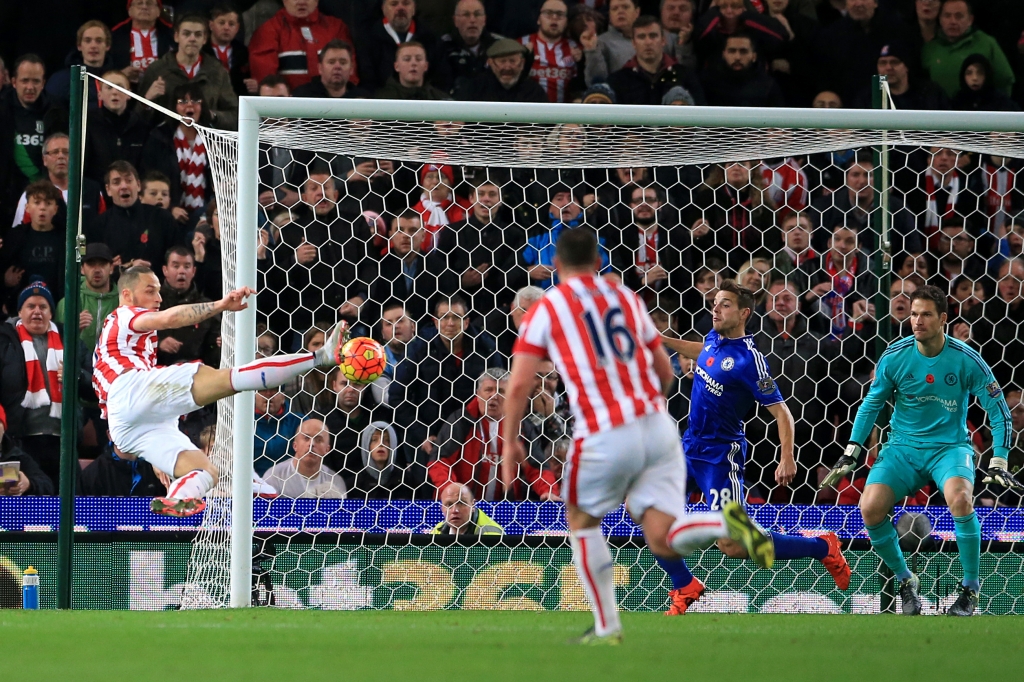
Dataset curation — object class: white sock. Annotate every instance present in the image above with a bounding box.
[229,353,316,391]
[668,512,727,556]
[570,527,622,637]
[167,469,215,500]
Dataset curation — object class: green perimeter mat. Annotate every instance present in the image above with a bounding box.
[3,610,1023,681]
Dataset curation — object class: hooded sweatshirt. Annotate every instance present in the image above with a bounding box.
[950,53,1019,112]
[348,421,424,499]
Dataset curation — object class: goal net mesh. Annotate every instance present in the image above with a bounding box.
[183,114,1024,614]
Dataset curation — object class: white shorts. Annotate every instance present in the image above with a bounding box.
[106,364,203,475]
[564,411,687,520]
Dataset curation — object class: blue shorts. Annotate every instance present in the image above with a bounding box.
[684,440,745,511]
[865,441,975,501]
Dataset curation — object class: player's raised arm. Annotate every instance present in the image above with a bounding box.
[766,402,796,486]
[660,334,703,360]
[501,352,543,489]
[133,287,255,332]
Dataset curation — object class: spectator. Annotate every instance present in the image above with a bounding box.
[12,132,103,233]
[1,55,61,201]
[437,0,505,96]
[1,182,65,314]
[929,216,987,292]
[661,0,697,71]
[693,0,787,69]
[520,0,582,103]
[809,154,920,254]
[894,249,932,281]
[84,70,150,185]
[322,369,385,478]
[139,14,238,130]
[922,0,1015,99]
[949,273,984,326]
[80,444,165,496]
[606,16,705,106]
[293,40,368,98]
[412,163,468,251]
[812,0,913,104]
[521,186,610,289]
[0,427,55,497]
[394,297,502,446]
[204,5,255,97]
[793,223,874,338]
[363,210,444,325]
[348,420,426,499]
[284,324,331,414]
[736,257,773,305]
[454,38,548,102]
[580,0,641,86]
[263,418,348,498]
[46,21,115,109]
[437,178,528,322]
[701,32,785,107]
[425,368,558,501]
[988,220,1024,276]
[156,246,221,367]
[375,41,450,99]
[802,91,850,196]
[55,242,117,360]
[85,161,183,271]
[488,284,545,359]
[0,282,63,485]
[901,146,982,245]
[110,0,174,84]
[759,155,810,219]
[258,74,292,98]
[380,300,417,377]
[909,0,941,48]
[253,387,305,475]
[852,41,950,110]
[612,184,687,296]
[774,212,817,274]
[950,53,1019,111]
[357,0,440,93]
[139,171,172,210]
[966,257,1024,389]
[764,0,820,106]
[429,482,503,535]
[142,83,215,217]
[249,0,358,92]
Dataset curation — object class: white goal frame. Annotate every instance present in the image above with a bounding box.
[230,97,1024,608]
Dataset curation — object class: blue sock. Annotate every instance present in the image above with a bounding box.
[953,512,981,592]
[769,532,829,561]
[866,520,912,582]
[656,556,695,590]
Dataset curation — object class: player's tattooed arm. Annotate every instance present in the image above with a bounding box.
[660,334,703,360]
[135,288,253,331]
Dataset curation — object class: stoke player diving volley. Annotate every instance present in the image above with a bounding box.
[502,229,773,645]
[93,266,347,517]
[659,281,850,615]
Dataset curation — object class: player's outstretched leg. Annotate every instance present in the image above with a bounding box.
[860,484,920,615]
[756,531,851,591]
[721,502,775,569]
[657,557,704,616]
[945,476,981,616]
[151,449,218,517]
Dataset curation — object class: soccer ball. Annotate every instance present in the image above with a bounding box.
[339,337,387,384]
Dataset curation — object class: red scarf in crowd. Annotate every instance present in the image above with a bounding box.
[635,226,658,272]
[16,320,63,418]
[984,163,1015,233]
[924,172,958,230]
[130,27,158,71]
[212,44,232,70]
[179,53,202,79]
[723,185,753,249]
[173,127,208,210]
[823,252,858,339]
[383,18,416,44]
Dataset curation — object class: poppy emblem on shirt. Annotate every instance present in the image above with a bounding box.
[721,357,735,371]
[705,357,714,367]
[926,374,934,384]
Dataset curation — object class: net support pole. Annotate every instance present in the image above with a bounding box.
[871,76,892,361]
[229,97,259,608]
[57,65,87,610]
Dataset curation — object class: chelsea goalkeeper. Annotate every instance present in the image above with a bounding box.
[822,285,1020,616]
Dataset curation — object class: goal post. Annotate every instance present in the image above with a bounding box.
[202,96,1024,611]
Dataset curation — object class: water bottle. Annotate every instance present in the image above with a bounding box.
[22,566,39,609]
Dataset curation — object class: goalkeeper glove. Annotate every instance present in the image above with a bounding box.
[819,443,862,490]
[982,457,1024,493]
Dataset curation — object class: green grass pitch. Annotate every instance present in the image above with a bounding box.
[3,610,1024,681]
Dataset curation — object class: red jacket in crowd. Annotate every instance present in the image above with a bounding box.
[249,8,358,90]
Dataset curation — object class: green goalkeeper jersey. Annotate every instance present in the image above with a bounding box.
[850,335,1012,459]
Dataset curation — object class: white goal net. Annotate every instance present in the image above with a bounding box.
[178,99,1024,614]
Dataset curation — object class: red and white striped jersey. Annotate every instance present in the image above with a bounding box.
[93,305,158,416]
[759,158,809,218]
[514,275,665,438]
[520,33,578,103]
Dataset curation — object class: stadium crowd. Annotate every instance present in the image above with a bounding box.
[0,0,1023,511]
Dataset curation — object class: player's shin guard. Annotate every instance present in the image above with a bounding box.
[668,513,728,556]
[167,469,215,500]
[570,527,621,637]
[953,512,981,592]
[229,353,317,391]
[866,520,912,582]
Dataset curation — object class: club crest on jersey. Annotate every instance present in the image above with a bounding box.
[757,377,776,394]
[987,381,1001,398]
[945,373,957,386]
[721,357,735,371]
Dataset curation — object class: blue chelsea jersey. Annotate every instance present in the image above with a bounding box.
[683,330,784,448]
